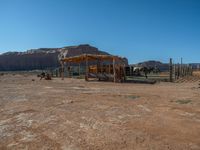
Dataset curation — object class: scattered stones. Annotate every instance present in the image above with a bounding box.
[176,99,192,104]
[137,105,152,112]
[126,95,140,100]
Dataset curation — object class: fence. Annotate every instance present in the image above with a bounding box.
[126,58,194,82]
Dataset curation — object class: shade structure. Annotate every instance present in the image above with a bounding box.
[60,54,125,63]
[60,54,126,82]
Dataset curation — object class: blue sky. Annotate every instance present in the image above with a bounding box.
[0,0,200,63]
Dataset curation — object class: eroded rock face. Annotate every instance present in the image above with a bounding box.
[58,44,110,60]
[58,44,128,66]
[0,49,60,71]
[0,44,128,71]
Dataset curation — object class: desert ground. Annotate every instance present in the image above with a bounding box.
[0,73,200,150]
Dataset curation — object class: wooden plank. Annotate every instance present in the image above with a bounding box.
[78,63,80,76]
[85,55,89,81]
[61,54,124,63]
[169,58,173,82]
[113,58,116,83]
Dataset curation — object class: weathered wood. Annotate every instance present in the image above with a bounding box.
[60,54,126,83]
[85,55,89,81]
[123,64,126,81]
[181,57,183,77]
[67,63,70,78]
[113,58,116,83]
[56,69,58,77]
[109,64,111,74]
[100,62,103,73]
[169,58,173,82]
[78,63,81,76]
[174,64,177,80]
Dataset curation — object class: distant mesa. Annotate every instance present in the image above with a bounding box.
[137,60,163,67]
[132,60,200,71]
[0,44,128,71]
[58,44,110,60]
[130,60,169,71]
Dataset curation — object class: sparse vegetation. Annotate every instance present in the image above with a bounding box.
[176,99,192,104]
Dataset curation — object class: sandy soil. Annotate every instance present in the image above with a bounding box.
[0,74,200,150]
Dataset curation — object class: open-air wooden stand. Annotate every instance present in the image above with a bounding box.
[60,54,126,83]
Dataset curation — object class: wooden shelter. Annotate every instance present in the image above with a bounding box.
[60,54,126,83]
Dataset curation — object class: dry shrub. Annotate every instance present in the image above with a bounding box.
[193,71,200,77]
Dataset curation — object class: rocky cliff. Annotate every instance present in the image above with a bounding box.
[0,44,128,71]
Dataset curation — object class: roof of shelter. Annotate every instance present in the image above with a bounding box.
[60,54,125,63]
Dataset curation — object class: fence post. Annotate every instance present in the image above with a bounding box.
[190,66,193,76]
[174,64,176,80]
[113,57,116,83]
[85,55,89,81]
[169,58,173,82]
[56,69,58,77]
[181,57,183,77]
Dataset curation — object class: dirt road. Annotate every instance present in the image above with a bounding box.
[0,74,200,150]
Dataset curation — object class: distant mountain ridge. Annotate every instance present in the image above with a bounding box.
[189,63,200,69]
[2,48,59,56]
[130,60,169,71]
[0,44,128,71]
[131,60,200,71]
[137,60,163,67]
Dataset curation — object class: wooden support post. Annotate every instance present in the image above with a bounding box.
[70,64,73,77]
[113,57,116,83]
[97,59,99,74]
[61,61,64,80]
[109,64,111,74]
[130,66,132,76]
[169,58,173,82]
[181,57,183,77]
[100,62,103,73]
[56,69,58,77]
[96,64,98,74]
[85,55,89,81]
[190,66,193,76]
[67,63,70,78]
[78,63,81,76]
[174,64,177,80]
[123,64,126,82]
[59,67,61,77]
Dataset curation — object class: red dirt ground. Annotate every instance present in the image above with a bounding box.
[0,74,200,150]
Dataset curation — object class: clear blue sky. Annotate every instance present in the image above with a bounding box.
[0,0,200,63]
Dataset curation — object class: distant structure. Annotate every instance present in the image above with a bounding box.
[60,54,127,83]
